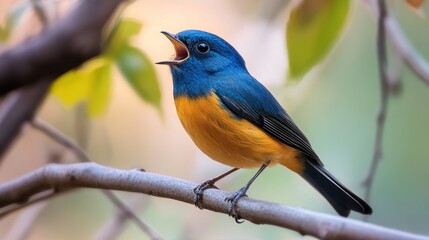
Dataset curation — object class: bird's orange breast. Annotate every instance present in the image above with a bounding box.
[174,92,303,173]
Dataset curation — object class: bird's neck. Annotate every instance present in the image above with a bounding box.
[170,64,249,99]
[171,67,212,99]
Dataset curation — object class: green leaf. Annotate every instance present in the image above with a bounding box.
[51,58,112,117]
[286,0,350,78]
[51,69,92,108]
[107,19,142,57]
[88,62,111,116]
[116,45,161,109]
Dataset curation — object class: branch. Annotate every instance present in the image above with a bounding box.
[5,201,50,240]
[6,148,63,239]
[30,119,161,239]
[30,0,49,25]
[0,0,52,163]
[97,191,163,240]
[0,162,427,240]
[364,0,429,84]
[93,196,162,240]
[0,0,125,95]
[30,119,91,162]
[387,12,429,84]
[0,189,64,218]
[0,0,126,161]
[362,0,390,205]
[0,80,51,159]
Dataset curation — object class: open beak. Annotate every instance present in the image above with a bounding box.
[156,31,189,65]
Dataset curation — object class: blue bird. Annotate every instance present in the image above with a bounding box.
[158,30,372,219]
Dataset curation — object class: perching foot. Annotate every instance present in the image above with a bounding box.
[193,180,218,209]
[225,187,248,223]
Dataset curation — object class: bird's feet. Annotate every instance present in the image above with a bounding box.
[193,180,218,209]
[225,187,248,223]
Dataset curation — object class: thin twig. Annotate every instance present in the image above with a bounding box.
[100,192,163,240]
[0,189,61,218]
[30,0,49,25]
[93,195,161,240]
[362,0,389,206]
[0,162,427,240]
[364,0,429,84]
[30,119,162,240]
[387,15,429,85]
[31,119,91,162]
[5,200,50,240]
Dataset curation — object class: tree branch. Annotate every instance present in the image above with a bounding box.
[0,189,64,218]
[30,119,92,162]
[386,13,429,84]
[364,0,429,84]
[0,162,427,240]
[97,191,163,240]
[0,80,51,159]
[5,200,50,240]
[30,0,50,25]
[0,0,126,161]
[0,0,125,95]
[93,196,162,240]
[362,0,390,206]
[30,118,161,239]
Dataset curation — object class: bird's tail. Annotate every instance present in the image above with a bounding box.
[301,160,372,217]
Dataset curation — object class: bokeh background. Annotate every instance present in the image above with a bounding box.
[1,0,429,239]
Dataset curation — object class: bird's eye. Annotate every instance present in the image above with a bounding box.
[196,42,210,54]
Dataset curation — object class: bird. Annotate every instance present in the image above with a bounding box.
[157,30,372,220]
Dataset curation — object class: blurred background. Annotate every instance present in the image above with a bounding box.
[0,0,429,239]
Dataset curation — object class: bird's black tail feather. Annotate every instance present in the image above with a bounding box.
[301,160,372,217]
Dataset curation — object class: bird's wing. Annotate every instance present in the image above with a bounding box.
[217,93,323,166]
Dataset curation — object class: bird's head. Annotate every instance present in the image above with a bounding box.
[157,30,247,75]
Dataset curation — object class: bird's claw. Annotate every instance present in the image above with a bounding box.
[225,187,247,223]
[193,180,218,209]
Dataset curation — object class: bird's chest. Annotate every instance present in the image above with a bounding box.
[174,93,286,168]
